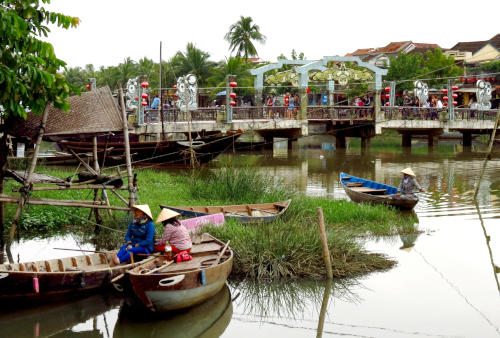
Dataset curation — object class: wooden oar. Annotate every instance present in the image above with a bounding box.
[144,260,174,274]
[213,240,230,267]
[53,248,167,257]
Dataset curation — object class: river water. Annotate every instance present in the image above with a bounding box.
[1,136,499,337]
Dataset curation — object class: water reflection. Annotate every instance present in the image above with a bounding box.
[114,285,232,338]
[0,293,122,338]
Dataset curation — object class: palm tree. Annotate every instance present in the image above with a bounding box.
[170,43,215,86]
[206,57,253,98]
[224,16,266,60]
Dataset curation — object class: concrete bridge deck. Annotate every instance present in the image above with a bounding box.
[134,106,499,148]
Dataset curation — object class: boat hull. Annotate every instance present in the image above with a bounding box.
[127,234,233,312]
[160,199,291,224]
[340,172,418,210]
[57,132,242,167]
[0,253,154,302]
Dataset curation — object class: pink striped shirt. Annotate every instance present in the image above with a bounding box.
[156,223,192,251]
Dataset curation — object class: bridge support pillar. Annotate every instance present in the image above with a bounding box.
[463,131,472,147]
[361,136,371,149]
[264,136,274,149]
[255,89,263,107]
[402,133,412,147]
[336,134,346,148]
[427,134,435,147]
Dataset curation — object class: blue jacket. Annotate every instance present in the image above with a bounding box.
[125,220,155,252]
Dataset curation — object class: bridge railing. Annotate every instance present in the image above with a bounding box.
[381,107,498,121]
[307,106,374,120]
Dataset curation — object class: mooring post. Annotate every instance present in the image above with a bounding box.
[317,207,333,280]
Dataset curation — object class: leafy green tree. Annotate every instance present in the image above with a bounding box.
[170,43,215,86]
[386,53,424,92]
[224,16,266,60]
[420,48,462,88]
[0,0,78,229]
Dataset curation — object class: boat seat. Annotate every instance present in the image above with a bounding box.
[350,187,387,195]
[346,182,363,187]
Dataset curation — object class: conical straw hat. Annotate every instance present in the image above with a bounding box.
[156,208,180,223]
[131,204,153,220]
[401,168,416,177]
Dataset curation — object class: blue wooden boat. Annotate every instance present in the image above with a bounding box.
[159,200,291,223]
[340,172,418,210]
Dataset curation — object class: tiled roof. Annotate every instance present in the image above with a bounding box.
[352,48,375,55]
[376,41,411,53]
[8,86,124,140]
[450,41,487,52]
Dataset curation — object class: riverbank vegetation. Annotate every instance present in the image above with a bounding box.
[3,166,417,279]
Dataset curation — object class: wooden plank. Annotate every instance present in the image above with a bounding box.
[99,254,107,264]
[45,261,52,272]
[350,187,387,193]
[31,263,38,272]
[57,259,64,272]
[86,256,93,266]
[0,194,131,211]
[12,185,128,192]
[19,263,26,271]
[71,257,78,267]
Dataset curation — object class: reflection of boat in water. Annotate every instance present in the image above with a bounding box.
[114,284,232,338]
[0,293,122,337]
[340,172,418,210]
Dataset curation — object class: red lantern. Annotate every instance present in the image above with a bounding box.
[444,103,448,107]
[459,77,465,83]
[230,100,236,106]
[443,96,449,101]
[384,87,390,93]
[385,94,390,99]
[141,81,149,88]
[229,81,238,88]
[442,89,448,94]
[141,93,148,99]
[452,86,459,91]
[174,94,178,98]
[385,102,390,106]
[173,85,177,89]
[86,84,91,90]
[230,92,237,99]
[141,101,147,106]
[468,78,475,83]
[307,88,311,94]
[452,101,458,106]
[135,96,139,101]
[452,93,458,99]
[491,77,496,82]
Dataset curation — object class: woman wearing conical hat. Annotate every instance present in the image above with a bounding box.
[112,205,155,265]
[398,168,425,195]
[154,208,192,257]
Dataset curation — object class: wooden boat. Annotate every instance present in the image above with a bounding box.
[114,284,232,337]
[159,199,292,223]
[0,252,155,302]
[126,233,233,312]
[340,172,418,210]
[56,131,243,167]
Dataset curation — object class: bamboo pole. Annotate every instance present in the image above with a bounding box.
[159,41,165,141]
[183,76,195,167]
[9,107,49,239]
[12,185,128,192]
[0,194,130,210]
[93,136,112,217]
[474,105,500,200]
[317,207,333,280]
[316,279,333,338]
[118,84,135,207]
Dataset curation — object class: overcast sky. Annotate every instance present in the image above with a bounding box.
[46,0,499,69]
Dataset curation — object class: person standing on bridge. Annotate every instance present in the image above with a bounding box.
[398,168,425,195]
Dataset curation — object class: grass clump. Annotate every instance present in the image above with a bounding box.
[204,217,394,280]
[188,167,293,204]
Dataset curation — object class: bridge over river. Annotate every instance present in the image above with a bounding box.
[134,106,499,149]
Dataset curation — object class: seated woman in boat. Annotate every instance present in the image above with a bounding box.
[155,208,192,261]
[398,168,424,195]
[112,205,155,265]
